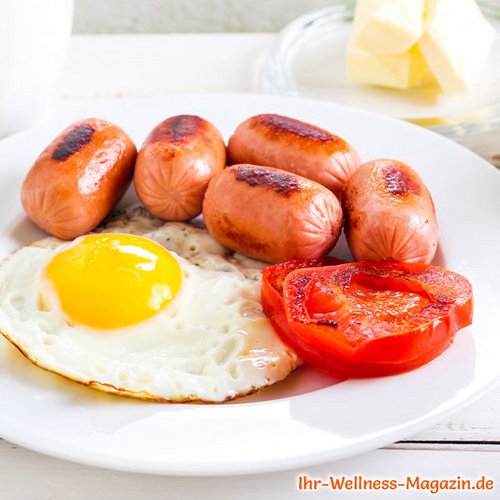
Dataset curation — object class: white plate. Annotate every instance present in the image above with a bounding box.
[0,94,499,476]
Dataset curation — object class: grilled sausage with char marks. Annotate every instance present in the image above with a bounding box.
[344,159,438,264]
[203,164,343,263]
[21,117,137,240]
[134,115,226,221]
[227,114,361,195]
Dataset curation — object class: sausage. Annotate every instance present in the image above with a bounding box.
[227,114,361,195]
[202,164,343,263]
[344,159,438,264]
[21,118,137,240]
[134,115,226,221]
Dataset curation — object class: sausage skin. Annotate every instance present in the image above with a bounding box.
[21,118,137,240]
[344,159,438,264]
[134,115,226,221]
[203,164,343,263]
[227,114,361,194]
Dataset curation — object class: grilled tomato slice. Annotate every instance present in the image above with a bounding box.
[262,261,473,377]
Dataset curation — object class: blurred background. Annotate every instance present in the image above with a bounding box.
[73,0,332,33]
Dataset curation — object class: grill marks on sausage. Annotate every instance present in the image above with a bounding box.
[219,214,269,253]
[254,114,335,142]
[52,125,95,161]
[149,115,205,144]
[233,165,301,196]
[383,165,421,197]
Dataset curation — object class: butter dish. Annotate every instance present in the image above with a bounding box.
[260,0,500,137]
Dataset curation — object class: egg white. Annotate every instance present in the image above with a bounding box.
[0,207,300,403]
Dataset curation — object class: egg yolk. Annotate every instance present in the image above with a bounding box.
[43,234,182,329]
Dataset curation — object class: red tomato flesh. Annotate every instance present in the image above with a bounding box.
[261,258,346,377]
[262,260,473,378]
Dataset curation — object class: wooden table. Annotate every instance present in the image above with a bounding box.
[1,34,499,499]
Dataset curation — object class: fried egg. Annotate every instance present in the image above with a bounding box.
[0,207,300,402]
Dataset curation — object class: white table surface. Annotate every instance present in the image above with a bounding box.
[1,34,499,499]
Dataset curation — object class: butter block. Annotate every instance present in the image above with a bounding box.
[418,0,496,94]
[348,45,433,90]
[350,0,425,54]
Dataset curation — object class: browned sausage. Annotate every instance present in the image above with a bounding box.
[134,115,226,221]
[21,118,137,240]
[202,164,343,263]
[344,159,438,264]
[227,114,361,195]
